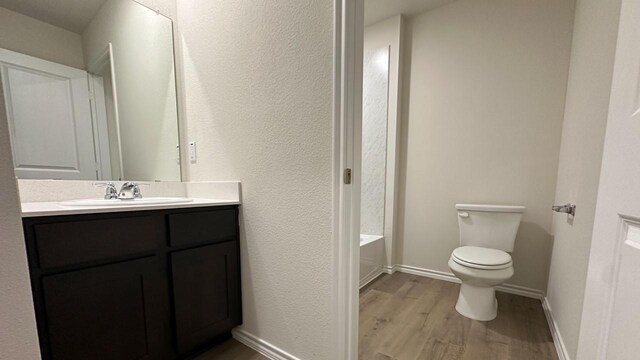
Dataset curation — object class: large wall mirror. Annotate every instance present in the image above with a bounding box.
[0,0,181,181]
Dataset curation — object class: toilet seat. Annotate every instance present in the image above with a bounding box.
[451,246,512,270]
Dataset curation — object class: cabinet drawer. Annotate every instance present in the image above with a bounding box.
[168,209,237,247]
[33,215,162,269]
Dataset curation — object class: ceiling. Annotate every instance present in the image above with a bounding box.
[0,0,108,33]
[364,0,457,26]
[0,0,455,34]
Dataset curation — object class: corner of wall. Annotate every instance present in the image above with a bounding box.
[0,68,40,360]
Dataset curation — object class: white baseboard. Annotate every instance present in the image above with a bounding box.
[382,264,396,274]
[359,266,384,289]
[496,282,545,300]
[387,264,544,300]
[397,264,460,284]
[232,328,301,360]
[542,298,570,360]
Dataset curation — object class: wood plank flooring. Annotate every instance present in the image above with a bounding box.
[195,273,557,360]
[359,273,558,360]
[194,337,269,360]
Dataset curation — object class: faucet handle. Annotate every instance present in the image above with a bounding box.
[93,182,118,200]
[132,183,150,199]
[93,181,114,187]
[118,182,148,199]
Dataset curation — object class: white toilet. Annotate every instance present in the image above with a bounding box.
[448,204,525,321]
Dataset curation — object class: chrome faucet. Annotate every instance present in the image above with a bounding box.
[93,182,119,200]
[118,182,144,200]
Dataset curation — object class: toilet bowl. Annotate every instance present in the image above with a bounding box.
[449,204,525,321]
[448,246,514,321]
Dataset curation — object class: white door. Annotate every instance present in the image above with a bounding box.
[578,0,640,358]
[0,49,97,180]
[88,73,113,180]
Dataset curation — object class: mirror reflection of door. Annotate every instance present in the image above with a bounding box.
[0,0,181,181]
[0,49,98,180]
[86,44,121,181]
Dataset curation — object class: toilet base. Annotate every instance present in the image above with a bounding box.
[455,282,497,321]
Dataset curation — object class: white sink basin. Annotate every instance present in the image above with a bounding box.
[60,197,193,207]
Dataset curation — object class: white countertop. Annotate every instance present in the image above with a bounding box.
[21,198,240,217]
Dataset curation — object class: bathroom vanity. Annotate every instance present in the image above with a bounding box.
[21,202,241,360]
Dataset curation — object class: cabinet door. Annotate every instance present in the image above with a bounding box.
[171,242,241,354]
[41,257,167,360]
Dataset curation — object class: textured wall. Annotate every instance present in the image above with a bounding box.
[547,0,622,357]
[177,0,335,359]
[0,6,85,69]
[360,47,389,236]
[397,0,575,292]
[0,76,41,359]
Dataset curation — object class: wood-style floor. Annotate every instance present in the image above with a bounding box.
[195,273,558,360]
[359,273,558,360]
[194,336,268,360]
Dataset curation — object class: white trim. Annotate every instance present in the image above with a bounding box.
[386,264,545,300]
[382,264,396,274]
[496,282,544,300]
[87,44,123,179]
[397,264,459,284]
[87,74,112,180]
[232,328,301,360]
[542,298,570,360]
[333,0,364,359]
[359,266,384,289]
[378,15,404,270]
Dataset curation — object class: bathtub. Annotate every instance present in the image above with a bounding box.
[360,234,385,288]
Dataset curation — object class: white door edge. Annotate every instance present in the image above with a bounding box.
[578,0,640,357]
[333,0,364,359]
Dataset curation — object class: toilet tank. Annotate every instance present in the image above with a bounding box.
[456,204,525,252]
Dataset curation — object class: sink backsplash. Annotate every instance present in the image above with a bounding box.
[17,180,241,203]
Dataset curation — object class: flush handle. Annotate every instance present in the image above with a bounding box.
[458,211,469,218]
[552,203,576,216]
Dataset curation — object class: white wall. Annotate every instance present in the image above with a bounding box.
[361,46,389,236]
[364,15,403,266]
[397,0,575,291]
[0,6,84,69]
[83,0,180,181]
[178,0,335,359]
[135,0,176,20]
[0,76,40,359]
[546,0,622,357]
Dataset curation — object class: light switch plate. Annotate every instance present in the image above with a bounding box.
[189,141,197,162]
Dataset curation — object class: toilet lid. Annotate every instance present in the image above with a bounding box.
[452,246,512,269]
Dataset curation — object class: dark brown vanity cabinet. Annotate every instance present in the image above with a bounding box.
[23,206,241,360]
[171,242,241,353]
[39,257,168,360]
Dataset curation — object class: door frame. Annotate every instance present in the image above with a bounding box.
[87,43,124,179]
[333,0,364,359]
[87,73,113,180]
